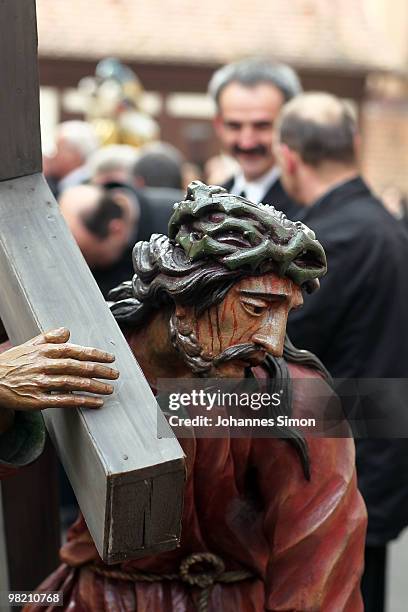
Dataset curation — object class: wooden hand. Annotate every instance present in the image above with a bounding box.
[0,327,119,432]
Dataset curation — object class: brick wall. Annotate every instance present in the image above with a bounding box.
[361,98,408,197]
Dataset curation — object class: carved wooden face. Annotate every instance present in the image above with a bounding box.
[174,272,303,378]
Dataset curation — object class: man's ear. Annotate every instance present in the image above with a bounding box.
[280,143,298,175]
[353,133,361,163]
[132,174,145,189]
[213,113,224,138]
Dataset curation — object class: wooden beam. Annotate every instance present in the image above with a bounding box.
[0,172,185,563]
[1,440,60,590]
[0,485,10,612]
[0,0,42,180]
[0,0,185,565]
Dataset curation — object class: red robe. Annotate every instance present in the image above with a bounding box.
[22,362,366,612]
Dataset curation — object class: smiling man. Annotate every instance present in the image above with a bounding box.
[209,58,301,217]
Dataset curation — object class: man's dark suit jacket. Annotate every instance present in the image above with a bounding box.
[287,176,408,545]
[223,174,300,218]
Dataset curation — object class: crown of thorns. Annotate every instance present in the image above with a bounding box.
[168,181,326,291]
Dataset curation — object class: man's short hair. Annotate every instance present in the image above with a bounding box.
[208,57,302,106]
[87,145,139,179]
[58,121,100,160]
[276,92,357,166]
[131,142,184,190]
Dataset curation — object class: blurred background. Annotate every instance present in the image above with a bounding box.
[37,0,408,200]
[34,2,408,610]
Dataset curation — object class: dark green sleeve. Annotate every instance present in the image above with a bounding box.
[0,411,46,469]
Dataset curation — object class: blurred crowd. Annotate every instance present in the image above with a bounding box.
[43,57,408,612]
[43,120,241,298]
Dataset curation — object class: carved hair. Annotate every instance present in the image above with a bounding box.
[110,233,245,324]
[111,181,327,324]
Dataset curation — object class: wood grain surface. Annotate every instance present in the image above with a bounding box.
[0,173,185,563]
[0,0,42,181]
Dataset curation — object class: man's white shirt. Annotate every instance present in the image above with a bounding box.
[230,166,281,204]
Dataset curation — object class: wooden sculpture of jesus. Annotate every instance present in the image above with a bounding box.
[17,181,366,611]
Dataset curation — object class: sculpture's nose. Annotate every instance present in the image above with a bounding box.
[252,309,289,357]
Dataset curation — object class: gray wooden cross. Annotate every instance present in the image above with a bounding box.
[0,0,184,574]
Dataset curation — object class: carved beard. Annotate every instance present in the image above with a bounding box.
[169,312,261,376]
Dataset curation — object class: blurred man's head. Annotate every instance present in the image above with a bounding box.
[274,92,359,205]
[88,144,139,185]
[131,142,184,190]
[59,184,134,268]
[46,121,100,180]
[209,58,301,182]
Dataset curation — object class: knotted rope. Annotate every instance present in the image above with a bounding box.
[88,552,254,612]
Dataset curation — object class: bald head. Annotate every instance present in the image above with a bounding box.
[59,184,130,268]
[59,184,102,220]
[47,121,99,180]
[276,92,357,166]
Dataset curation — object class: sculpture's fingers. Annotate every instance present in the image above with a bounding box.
[26,327,71,347]
[40,358,119,380]
[43,343,115,363]
[37,393,105,409]
[37,375,115,395]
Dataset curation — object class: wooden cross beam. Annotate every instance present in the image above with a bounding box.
[0,0,184,567]
[0,485,10,611]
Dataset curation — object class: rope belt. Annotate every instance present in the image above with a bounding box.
[87,552,255,612]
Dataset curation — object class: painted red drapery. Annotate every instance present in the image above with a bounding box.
[21,363,366,612]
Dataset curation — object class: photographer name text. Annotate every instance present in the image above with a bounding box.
[168,414,316,428]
